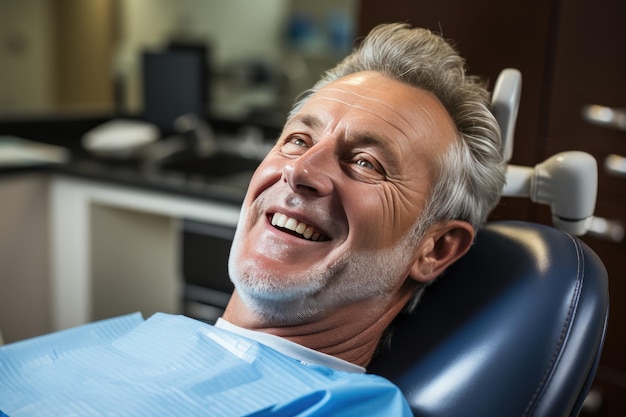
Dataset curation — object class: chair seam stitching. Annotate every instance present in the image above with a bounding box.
[521,233,583,417]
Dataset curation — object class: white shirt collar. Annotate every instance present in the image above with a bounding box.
[215,318,365,374]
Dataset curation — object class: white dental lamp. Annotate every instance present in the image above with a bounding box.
[491,69,598,236]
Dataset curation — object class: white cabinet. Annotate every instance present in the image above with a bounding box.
[49,176,241,331]
[0,174,52,343]
[1,174,241,343]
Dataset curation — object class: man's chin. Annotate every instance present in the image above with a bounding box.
[236,289,324,324]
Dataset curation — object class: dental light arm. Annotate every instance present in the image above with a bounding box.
[491,69,598,235]
[491,68,522,164]
[503,152,598,235]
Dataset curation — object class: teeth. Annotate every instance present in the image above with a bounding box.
[295,222,307,234]
[271,213,324,241]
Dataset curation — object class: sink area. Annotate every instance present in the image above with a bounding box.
[158,152,262,178]
[146,149,264,195]
[72,124,275,200]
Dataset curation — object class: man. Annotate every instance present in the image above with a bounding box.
[0,23,504,416]
[221,22,504,368]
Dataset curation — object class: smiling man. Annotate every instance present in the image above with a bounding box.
[223,71,472,369]
[0,23,505,416]
[221,25,505,372]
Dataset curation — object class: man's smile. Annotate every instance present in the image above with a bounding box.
[269,212,329,242]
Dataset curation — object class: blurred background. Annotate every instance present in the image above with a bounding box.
[0,1,625,415]
[0,0,357,122]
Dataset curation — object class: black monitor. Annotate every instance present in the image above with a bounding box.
[142,48,207,135]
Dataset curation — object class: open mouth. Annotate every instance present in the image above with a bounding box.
[269,212,329,242]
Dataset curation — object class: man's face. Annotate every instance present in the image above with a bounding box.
[228,71,458,323]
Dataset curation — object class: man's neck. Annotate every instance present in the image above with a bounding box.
[221,289,412,368]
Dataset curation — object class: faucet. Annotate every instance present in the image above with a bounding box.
[173,113,218,157]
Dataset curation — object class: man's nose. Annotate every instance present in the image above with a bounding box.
[283,144,336,196]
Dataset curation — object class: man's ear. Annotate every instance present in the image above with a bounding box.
[408,220,474,284]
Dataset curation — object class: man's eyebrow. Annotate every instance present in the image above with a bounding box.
[287,113,322,129]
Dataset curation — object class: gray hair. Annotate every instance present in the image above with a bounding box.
[289,23,505,235]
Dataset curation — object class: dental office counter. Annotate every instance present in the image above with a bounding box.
[0,115,278,346]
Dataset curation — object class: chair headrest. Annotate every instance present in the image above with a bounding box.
[369,221,609,417]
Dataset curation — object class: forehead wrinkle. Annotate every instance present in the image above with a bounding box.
[288,96,409,147]
[316,85,448,148]
[320,85,438,139]
[312,95,410,139]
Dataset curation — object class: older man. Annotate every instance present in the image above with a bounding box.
[0,23,504,416]
[221,22,503,370]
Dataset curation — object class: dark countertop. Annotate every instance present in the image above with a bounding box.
[0,114,280,206]
[0,151,251,207]
[59,154,251,205]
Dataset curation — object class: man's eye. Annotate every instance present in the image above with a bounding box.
[347,154,386,181]
[290,137,308,147]
[280,135,310,156]
[356,159,376,170]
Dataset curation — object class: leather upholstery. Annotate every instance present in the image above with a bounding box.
[369,221,609,417]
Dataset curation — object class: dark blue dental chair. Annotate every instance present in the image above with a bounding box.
[369,220,609,417]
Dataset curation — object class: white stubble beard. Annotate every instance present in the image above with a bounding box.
[228,206,422,324]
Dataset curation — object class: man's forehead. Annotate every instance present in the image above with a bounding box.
[289,72,458,149]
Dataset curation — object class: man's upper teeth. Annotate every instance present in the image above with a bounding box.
[271,213,321,241]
